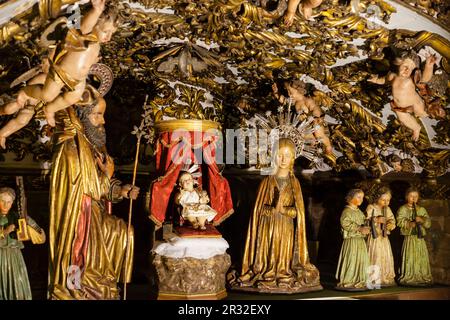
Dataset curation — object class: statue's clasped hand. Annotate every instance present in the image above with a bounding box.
[281,207,296,219]
[415,216,424,224]
[376,216,386,224]
[2,224,15,236]
[425,54,437,66]
[359,226,371,235]
[121,184,140,200]
[96,154,114,179]
[262,204,274,216]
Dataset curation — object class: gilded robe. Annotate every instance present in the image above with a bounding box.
[239,174,321,291]
[365,204,396,286]
[48,108,133,300]
[397,204,432,286]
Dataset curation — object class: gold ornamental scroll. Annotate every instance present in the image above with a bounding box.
[154,119,221,133]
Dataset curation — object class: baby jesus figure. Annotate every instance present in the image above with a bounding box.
[368,51,443,141]
[175,172,217,230]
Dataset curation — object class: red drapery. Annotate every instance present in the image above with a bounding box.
[72,194,92,270]
[149,130,234,229]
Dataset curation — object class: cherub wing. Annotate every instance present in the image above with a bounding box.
[10,66,42,88]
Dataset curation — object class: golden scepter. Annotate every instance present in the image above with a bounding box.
[123,95,149,300]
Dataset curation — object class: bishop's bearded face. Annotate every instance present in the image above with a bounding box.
[78,98,107,150]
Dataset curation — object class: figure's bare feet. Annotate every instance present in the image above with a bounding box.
[200,225,206,230]
[0,91,28,116]
[44,107,56,127]
[0,136,6,149]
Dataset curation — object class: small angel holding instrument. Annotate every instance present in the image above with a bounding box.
[396,187,432,286]
[365,186,396,287]
[0,185,46,300]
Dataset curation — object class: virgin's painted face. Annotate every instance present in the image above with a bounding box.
[276,145,294,170]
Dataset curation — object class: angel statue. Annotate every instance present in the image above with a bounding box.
[272,79,333,157]
[0,0,118,149]
[368,50,445,141]
[0,186,46,300]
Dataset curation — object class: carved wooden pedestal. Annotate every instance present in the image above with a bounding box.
[152,237,231,300]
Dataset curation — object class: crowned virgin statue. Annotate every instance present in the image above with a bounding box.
[232,106,323,293]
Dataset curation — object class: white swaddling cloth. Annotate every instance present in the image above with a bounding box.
[179,190,217,222]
